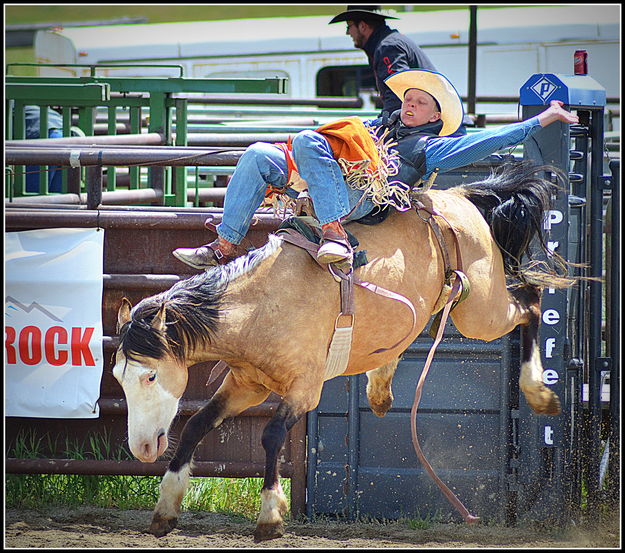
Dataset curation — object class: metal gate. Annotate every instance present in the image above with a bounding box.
[307,328,518,522]
[5,208,307,516]
[306,73,619,523]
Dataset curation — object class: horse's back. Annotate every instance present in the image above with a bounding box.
[229,191,522,387]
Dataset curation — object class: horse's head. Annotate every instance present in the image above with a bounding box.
[112,247,276,463]
[113,297,188,463]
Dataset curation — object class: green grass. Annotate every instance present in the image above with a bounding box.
[6,428,290,518]
[405,510,445,530]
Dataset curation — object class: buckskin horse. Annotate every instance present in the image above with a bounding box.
[113,161,571,541]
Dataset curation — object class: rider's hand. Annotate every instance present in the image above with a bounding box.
[538,100,579,127]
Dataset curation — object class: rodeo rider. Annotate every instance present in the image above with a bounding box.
[173,69,579,270]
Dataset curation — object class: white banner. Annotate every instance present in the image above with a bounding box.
[5,228,105,418]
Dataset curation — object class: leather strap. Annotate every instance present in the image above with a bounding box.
[353,278,417,354]
[412,198,470,338]
[407,196,478,522]
[206,359,229,387]
[278,228,418,355]
[413,199,465,276]
[340,270,355,316]
[409,274,480,524]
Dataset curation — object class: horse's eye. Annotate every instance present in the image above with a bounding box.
[148,373,156,382]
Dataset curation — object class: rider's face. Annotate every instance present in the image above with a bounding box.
[400,88,441,127]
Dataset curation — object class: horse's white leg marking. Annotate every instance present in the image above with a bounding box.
[519,339,544,392]
[154,463,191,520]
[254,377,322,542]
[519,337,561,415]
[256,482,289,532]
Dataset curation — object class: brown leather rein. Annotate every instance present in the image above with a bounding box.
[408,200,480,524]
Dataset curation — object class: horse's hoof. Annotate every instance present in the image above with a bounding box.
[148,514,178,537]
[528,387,561,416]
[370,396,393,417]
[253,521,285,542]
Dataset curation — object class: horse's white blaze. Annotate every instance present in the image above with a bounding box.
[257,485,288,526]
[154,464,192,519]
[113,357,179,463]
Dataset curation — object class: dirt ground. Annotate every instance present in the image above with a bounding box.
[5,506,621,549]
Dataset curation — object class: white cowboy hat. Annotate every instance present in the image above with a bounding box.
[384,69,464,136]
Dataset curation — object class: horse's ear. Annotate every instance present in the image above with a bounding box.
[117,298,132,333]
[151,302,167,333]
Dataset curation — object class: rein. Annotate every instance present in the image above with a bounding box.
[408,197,478,523]
[409,273,480,524]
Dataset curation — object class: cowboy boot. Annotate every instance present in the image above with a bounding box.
[317,221,353,265]
[173,237,239,269]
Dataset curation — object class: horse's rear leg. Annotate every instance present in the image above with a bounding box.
[366,358,400,417]
[254,376,323,542]
[516,286,561,415]
[149,371,269,537]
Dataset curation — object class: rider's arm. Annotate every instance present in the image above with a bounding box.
[422,116,542,178]
[422,100,579,178]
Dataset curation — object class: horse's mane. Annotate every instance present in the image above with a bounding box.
[119,235,283,362]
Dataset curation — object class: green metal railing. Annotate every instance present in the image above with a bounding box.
[6,64,287,206]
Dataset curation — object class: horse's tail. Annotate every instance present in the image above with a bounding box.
[457,161,573,288]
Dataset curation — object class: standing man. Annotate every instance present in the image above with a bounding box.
[329,5,437,117]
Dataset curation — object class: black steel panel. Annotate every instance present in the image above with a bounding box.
[316,373,350,414]
[359,411,503,471]
[310,464,349,516]
[356,469,503,521]
[376,350,505,412]
[316,417,349,465]
[308,327,515,522]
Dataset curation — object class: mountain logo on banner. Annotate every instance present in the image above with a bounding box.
[5,295,63,322]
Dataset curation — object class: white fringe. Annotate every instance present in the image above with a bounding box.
[339,126,411,211]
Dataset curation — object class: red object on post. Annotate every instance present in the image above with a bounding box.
[574,50,588,75]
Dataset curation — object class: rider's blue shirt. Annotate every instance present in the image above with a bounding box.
[422,116,543,179]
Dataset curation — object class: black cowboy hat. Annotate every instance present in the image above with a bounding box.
[329,5,399,24]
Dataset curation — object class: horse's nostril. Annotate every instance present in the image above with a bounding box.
[142,442,152,458]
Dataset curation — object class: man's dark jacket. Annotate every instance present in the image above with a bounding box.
[363,24,437,116]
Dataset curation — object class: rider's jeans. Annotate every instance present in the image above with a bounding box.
[217,130,374,244]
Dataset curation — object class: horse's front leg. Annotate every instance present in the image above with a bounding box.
[254,376,322,542]
[149,371,269,537]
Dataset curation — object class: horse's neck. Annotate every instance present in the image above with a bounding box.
[187,266,271,366]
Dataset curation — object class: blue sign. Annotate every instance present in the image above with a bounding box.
[520,73,606,107]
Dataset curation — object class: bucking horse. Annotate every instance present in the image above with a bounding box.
[113,161,572,541]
